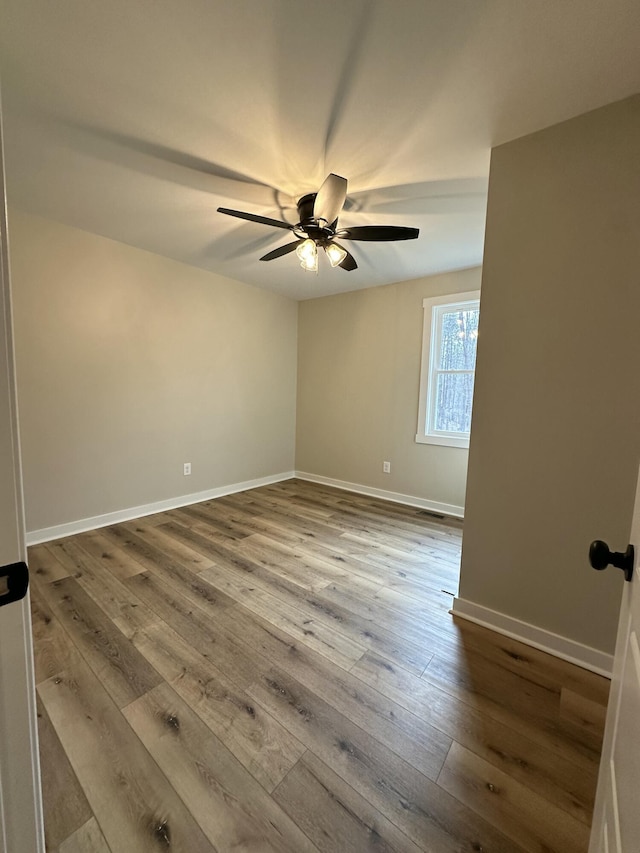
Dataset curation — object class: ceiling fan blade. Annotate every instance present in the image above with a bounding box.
[334,243,358,271]
[313,174,348,225]
[338,226,419,241]
[217,207,293,230]
[259,240,303,261]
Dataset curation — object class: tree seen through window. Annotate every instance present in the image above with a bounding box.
[434,307,479,434]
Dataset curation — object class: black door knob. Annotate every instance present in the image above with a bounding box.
[589,540,634,582]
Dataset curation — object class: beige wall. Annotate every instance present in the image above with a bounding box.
[9,210,298,532]
[296,267,481,511]
[460,96,640,654]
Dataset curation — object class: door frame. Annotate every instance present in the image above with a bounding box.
[0,85,45,852]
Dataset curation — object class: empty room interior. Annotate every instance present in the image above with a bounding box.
[1,2,640,851]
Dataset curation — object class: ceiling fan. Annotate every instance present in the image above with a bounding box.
[217,173,419,272]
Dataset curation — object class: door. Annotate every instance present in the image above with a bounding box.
[0,93,45,852]
[589,465,640,852]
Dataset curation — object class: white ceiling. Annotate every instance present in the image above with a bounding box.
[1,1,639,300]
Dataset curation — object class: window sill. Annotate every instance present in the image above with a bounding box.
[415,433,470,449]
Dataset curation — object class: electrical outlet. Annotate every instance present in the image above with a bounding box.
[183,462,191,476]
[383,461,391,473]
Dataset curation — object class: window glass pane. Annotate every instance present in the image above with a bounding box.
[439,307,479,370]
[434,372,474,434]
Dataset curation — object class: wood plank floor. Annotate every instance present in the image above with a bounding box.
[30,479,609,853]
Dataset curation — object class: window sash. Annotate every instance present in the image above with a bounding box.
[427,370,475,438]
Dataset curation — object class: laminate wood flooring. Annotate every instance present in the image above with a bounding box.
[30,479,609,852]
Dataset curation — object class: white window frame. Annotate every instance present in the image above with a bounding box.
[416,290,480,449]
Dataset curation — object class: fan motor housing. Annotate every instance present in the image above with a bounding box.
[296,193,317,226]
[296,192,335,243]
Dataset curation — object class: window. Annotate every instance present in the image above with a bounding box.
[416,290,480,448]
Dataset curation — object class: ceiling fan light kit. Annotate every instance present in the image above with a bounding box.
[325,242,348,268]
[217,173,420,273]
[296,238,318,272]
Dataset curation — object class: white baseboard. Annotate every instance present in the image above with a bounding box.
[294,471,464,519]
[26,471,296,546]
[26,469,461,545]
[451,596,613,678]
